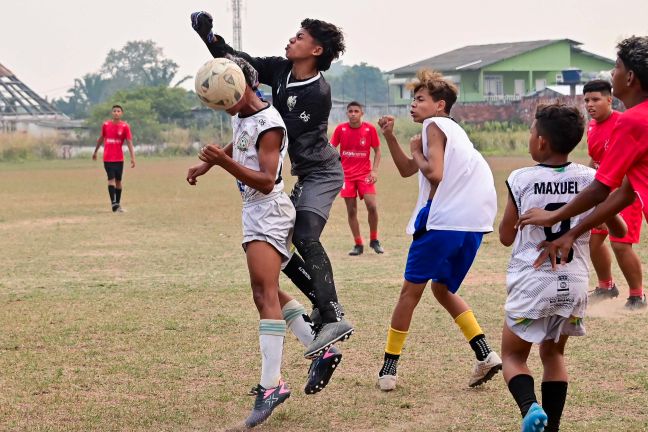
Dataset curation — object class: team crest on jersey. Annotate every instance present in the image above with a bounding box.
[299,111,310,123]
[360,137,366,146]
[258,118,266,126]
[236,131,251,151]
[287,95,297,111]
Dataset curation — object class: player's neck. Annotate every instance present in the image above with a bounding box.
[538,155,569,166]
[238,97,268,117]
[290,60,318,81]
[348,120,362,128]
[621,93,648,109]
[595,110,613,123]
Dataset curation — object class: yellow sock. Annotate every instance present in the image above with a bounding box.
[454,310,483,341]
[385,327,409,355]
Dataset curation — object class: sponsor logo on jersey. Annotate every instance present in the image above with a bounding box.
[236,131,251,151]
[258,118,266,126]
[287,95,297,111]
[299,111,310,123]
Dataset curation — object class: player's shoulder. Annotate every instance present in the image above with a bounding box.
[567,162,596,178]
[362,121,377,131]
[508,165,543,182]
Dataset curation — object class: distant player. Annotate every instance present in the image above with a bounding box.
[331,101,384,255]
[92,105,135,212]
[500,104,624,432]
[376,69,501,392]
[583,79,645,309]
[191,11,354,359]
[517,37,648,313]
[186,60,340,427]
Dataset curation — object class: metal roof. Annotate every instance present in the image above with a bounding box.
[0,62,62,117]
[389,39,599,75]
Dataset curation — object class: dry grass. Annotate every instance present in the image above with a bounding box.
[1,156,648,431]
[0,133,60,161]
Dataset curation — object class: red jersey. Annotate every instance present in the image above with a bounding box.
[596,100,648,218]
[330,121,380,181]
[101,120,132,162]
[587,110,621,166]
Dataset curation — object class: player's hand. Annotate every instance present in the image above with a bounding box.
[409,134,422,154]
[378,115,395,136]
[191,11,214,42]
[516,208,557,229]
[92,152,97,161]
[198,144,226,166]
[367,170,378,184]
[186,161,212,185]
[130,159,136,168]
[533,233,575,270]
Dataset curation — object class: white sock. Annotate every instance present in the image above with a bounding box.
[282,299,315,347]
[259,319,286,389]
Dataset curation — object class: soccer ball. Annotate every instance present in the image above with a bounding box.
[195,58,247,110]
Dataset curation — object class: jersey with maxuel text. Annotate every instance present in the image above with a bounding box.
[330,122,380,181]
[587,110,621,166]
[506,163,595,319]
[204,36,341,177]
[101,121,132,162]
[231,104,288,203]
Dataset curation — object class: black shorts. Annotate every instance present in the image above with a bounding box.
[104,161,124,181]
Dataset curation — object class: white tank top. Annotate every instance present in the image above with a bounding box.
[231,104,288,203]
[406,117,497,234]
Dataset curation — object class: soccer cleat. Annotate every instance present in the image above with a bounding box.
[304,346,342,394]
[348,244,364,256]
[468,351,502,387]
[521,402,548,432]
[112,203,120,212]
[244,381,291,428]
[378,374,397,391]
[304,318,354,359]
[624,294,647,310]
[369,240,384,254]
[589,285,619,300]
[309,304,345,328]
[115,206,126,213]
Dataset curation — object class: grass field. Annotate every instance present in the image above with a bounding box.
[1,156,648,431]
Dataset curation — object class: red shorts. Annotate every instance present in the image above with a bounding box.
[610,198,643,244]
[340,178,376,199]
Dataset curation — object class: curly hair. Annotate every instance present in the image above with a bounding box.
[300,18,345,71]
[535,104,585,154]
[617,36,648,91]
[407,69,458,114]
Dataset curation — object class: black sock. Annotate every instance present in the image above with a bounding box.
[508,374,537,418]
[282,254,317,306]
[379,353,399,377]
[108,185,116,205]
[294,238,339,323]
[115,188,122,204]
[542,381,567,432]
[469,334,492,361]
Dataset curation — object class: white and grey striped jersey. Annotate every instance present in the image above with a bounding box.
[505,162,596,319]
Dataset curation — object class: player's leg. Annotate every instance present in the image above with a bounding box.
[245,241,290,427]
[343,193,364,256]
[539,335,569,432]
[502,324,547,432]
[282,254,317,307]
[113,162,125,212]
[363,191,383,254]
[104,162,119,211]
[377,279,426,391]
[589,229,618,299]
[610,202,646,309]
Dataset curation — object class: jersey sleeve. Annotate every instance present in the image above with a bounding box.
[101,122,107,138]
[124,123,132,140]
[596,117,641,189]
[330,125,341,147]
[369,124,380,148]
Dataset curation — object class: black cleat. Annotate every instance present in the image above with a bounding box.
[304,346,342,394]
[304,318,354,359]
[369,240,384,254]
[624,294,647,310]
[348,244,364,256]
[589,285,619,300]
[244,381,291,428]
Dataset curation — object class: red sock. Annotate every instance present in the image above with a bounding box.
[370,231,378,241]
[629,287,644,297]
[598,279,614,289]
[354,236,364,246]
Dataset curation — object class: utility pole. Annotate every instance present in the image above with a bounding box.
[232,0,243,51]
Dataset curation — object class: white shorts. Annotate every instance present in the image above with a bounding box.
[242,192,296,268]
[506,314,586,344]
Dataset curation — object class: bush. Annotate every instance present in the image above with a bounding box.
[0,133,61,162]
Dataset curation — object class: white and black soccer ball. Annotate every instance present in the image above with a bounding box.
[195,58,247,110]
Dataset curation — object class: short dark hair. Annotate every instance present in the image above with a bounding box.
[617,36,648,91]
[300,18,345,71]
[112,104,123,111]
[535,104,584,155]
[583,79,612,96]
[408,69,458,114]
[346,101,363,110]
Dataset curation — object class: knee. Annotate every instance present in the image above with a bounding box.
[366,203,378,215]
[610,241,630,255]
[293,237,321,256]
[539,346,564,365]
[251,283,276,308]
[399,285,424,305]
[347,205,358,218]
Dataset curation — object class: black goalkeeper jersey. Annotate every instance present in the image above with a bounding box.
[204,36,341,177]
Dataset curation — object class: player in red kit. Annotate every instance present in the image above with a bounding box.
[92,105,135,213]
[583,80,644,308]
[331,101,384,255]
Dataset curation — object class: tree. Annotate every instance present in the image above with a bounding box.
[101,40,179,88]
[327,63,389,105]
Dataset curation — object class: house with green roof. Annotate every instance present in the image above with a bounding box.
[388,39,614,104]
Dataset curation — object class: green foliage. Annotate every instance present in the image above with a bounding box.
[327,63,389,104]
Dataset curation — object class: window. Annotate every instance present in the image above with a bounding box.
[484,75,503,96]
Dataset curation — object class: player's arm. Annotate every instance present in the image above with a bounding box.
[411,122,445,186]
[588,158,599,170]
[368,125,381,183]
[499,188,519,247]
[125,139,135,168]
[187,142,233,185]
[93,125,105,160]
[378,115,418,177]
[199,130,282,194]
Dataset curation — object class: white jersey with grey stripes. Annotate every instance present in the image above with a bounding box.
[231,103,288,203]
[505,162,596,319]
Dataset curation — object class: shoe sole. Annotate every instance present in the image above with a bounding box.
[304,329,354,359]
[304,353,343,394]
[469,363,502,388]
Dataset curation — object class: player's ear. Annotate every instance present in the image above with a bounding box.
[312,45,323,57]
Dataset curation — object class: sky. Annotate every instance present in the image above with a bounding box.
[2,0,647,100]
